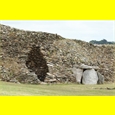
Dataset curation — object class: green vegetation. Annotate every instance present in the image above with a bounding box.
[89,39,115,44]
[0,81,115,96]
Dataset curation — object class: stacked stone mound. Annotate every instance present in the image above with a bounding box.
[0,24,115,84]
[46,40,115,83]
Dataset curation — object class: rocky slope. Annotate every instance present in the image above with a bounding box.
[0,24,115,84]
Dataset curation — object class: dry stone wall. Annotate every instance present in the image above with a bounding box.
[0,24,115,84]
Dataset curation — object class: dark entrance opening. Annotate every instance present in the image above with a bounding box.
[26,46,49,82]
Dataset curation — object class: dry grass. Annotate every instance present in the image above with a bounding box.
[0,81,115,96]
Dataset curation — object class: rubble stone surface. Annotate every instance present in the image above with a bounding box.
[0,24,115,84]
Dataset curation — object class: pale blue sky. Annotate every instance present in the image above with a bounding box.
[0,20,114,42]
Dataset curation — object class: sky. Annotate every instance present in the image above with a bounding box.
[0,20,114,42]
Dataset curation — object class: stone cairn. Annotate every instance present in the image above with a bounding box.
[0,24,115,84]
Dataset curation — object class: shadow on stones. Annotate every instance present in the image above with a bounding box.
[26,46,49,82]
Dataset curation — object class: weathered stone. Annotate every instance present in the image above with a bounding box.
[40,82,47,85]
[46,73,55,79]
[72,67,83,83]
[45,79,57,83]
[97,71,104,84]
[82,69,98,84]
[80,64,99,70]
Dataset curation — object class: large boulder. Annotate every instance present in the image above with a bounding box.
[72,67,83,84]
[82,69,98,84]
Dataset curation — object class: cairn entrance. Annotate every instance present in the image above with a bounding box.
[26,46,49,82]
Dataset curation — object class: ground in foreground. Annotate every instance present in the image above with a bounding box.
[0,81,115,96]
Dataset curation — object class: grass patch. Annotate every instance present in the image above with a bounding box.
[0,81,115,96]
